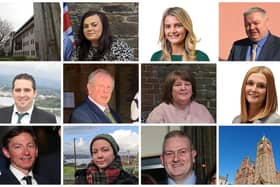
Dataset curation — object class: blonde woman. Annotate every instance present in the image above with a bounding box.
[151,7,209,61]
[233,66,280,123]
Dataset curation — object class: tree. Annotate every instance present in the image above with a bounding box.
[0,18,12,43]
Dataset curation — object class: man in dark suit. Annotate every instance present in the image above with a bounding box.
[160,130,204,184]
[228,7,280,61]
[0,73,56,123]
[0,127,49,184]
[69,68,121,123]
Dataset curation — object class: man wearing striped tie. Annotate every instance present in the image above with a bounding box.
[228,7,280,61]
[69,68,121,123]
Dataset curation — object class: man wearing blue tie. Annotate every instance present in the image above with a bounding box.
[228,7,280,61]
[69,68,121,123]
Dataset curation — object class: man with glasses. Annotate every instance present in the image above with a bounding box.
[160,130,203,184]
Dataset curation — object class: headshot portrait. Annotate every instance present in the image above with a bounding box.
[139,0,217,61]
[64,64,138,123]
[63,126,139,184]
[219,3,280,61]
[141,126,216,185]
[142,64,216,123]
[0,126,61,184]
[64,2,138,61]
[0,2,60,61]
[217,64,280,124]
[0,63,61,123]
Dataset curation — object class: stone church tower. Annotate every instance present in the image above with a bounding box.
[255,136,277,184]
[234,136,279,184]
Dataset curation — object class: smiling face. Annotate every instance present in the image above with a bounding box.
[160,136,196,184]
[83,15,103,46]
[244,11,269,42]
[245,72,267,108]
[2,132,38,175]
[172,77,192,106]
[92,139,115,169]
[164,15,187,49]
[12,79,37,113]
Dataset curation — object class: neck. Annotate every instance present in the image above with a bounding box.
[173,171,194,184]
[91,41,99,47]
[171,44,184,55]
[248,104,263,121]
[173,101,191,110]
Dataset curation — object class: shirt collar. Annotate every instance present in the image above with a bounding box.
[88,96,107,112]
[10,165,34,184]
[13,103,34,115]
[168,171,196,184]
[253,32,269,48]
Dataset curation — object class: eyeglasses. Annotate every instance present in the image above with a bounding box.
[163,148,191,159]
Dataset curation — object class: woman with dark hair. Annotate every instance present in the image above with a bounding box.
[233,66,280,123]
[146,70,214,123]
[75,134,138,184]
[72,11,134,61]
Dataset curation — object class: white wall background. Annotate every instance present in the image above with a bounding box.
[217,63,280,124]
[139,0,218,62]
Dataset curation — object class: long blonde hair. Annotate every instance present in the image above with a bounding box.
[159,7,198,61]
[240,66,278,122]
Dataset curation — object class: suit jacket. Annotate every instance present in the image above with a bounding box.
[0,168,49,184]
[34,151,61,184]
[228,32,280,61]
[69,97,121,123]
[0,106,57,123]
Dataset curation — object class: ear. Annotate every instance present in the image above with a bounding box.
[2,147,11,159]
[35,147,38,158]
[160,154,164,166]
[87,83,92,94]
[191,149,197,163]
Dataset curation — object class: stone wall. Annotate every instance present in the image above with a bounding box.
[141,64,216,121]
[67,3,138,60]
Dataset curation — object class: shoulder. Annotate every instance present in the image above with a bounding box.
[33,107,56,122]
[0,169,18,184]
[232,115,241,123]
[191,101,209,111]
[146,103,169,123]
[195,50,209,61]
[110,39,134,61]
[232,38,250,46]
[263,112,280,123]
[151,50,163,61]
[116,170,138,184]
[0,106,13,113]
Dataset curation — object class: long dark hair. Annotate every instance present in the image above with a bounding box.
[78,11,113,60]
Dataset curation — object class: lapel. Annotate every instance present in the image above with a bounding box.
[86,98,113,123]
[258,33,273,61]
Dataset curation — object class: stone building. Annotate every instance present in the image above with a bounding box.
[234,136,280,184]
[4,32,14,56]
[67,3,138,60]
[12,17,36,58]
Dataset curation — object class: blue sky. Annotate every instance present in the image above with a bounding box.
[219,126,280,184]
[64,126,139,156]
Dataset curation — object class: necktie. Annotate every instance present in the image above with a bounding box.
[104,108,116,123]
[16,112,28,124]
[22,175,32,185]
[250,43,257,61]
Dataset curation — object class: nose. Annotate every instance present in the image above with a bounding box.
[173,152,179,162]
[97,151,103,158]
[23,147,31,155]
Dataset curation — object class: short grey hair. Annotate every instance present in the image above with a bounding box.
[88,68,115,87]
[243,7,267,17]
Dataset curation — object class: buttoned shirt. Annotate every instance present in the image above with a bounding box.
[11,105,34,124]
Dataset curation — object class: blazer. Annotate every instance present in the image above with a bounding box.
[69,97,121,123]
[228,32,280,61]
[0,106,57,123]
[0,168,49,184]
